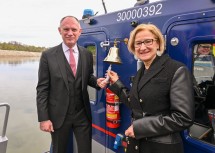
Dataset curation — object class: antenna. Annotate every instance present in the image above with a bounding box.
[102,0,107,14]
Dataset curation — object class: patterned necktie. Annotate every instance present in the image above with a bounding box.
[69,48,76,76]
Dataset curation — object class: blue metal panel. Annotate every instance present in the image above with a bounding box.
[166,15,215,153]
[182,130,215,153]
[76,0,215,152]
[78,32,108,148]
[166,17,215,69]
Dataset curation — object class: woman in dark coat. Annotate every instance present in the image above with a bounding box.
[107,24,194,153]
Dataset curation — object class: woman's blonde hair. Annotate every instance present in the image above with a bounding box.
[128,23,165,55]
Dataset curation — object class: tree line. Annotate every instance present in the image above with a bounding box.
[0,41,97,54]
[0,41,47,52]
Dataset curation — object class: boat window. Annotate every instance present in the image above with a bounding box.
[86,45,96,102]
[193,43,215,84]
[190,43,215,145]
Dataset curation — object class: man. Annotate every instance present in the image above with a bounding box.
[195,43,215,63]
[197,44,212,56]
[36,16,106,153]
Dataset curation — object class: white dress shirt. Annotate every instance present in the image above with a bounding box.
[62,42,79,69]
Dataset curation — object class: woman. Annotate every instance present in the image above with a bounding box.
[107,24,194,153]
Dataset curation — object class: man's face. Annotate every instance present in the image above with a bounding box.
[197,44,212,55]
[58,17,82,48]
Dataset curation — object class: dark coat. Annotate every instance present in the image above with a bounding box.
[109,54,194,144]
[36,44,99,129]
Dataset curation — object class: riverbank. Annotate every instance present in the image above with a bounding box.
[0,50,41,57]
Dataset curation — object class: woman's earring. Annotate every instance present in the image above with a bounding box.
[156,49,162,56]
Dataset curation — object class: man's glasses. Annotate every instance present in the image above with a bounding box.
[134,39,157,48]
[200,45,211,49]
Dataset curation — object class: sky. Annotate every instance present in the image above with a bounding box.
[0,0,137,48]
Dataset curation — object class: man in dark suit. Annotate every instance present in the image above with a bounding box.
[36,16,106,153]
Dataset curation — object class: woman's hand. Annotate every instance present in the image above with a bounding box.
[107,70,119,83]
[125,125,135,138]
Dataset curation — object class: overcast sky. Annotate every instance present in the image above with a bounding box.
[0,0,139,47]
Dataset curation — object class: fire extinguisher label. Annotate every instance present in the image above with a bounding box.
[106,104,119,111]
[106,93,119,102]
[106,113,118,119]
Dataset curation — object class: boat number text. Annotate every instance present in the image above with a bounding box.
[116,3,163,22]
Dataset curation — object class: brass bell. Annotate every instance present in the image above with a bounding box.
[103,45,122,64]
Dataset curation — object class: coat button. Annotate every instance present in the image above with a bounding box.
[139,99,143,103]
[135,145,139,150]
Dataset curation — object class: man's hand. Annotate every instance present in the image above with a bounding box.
[97,78,107,88]
[40,120,54,133]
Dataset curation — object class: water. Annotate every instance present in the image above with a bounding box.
[0,57,50,153]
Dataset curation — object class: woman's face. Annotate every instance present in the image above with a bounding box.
[134,29,159,64]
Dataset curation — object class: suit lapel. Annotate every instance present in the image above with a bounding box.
[55,44,70,91]
[132,68,143,101]
[65,60,74,77]
[137,55,169,91]
[78,46,85,90]
[76,47,82,79]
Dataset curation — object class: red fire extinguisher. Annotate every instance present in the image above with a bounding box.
[106,88,120,128]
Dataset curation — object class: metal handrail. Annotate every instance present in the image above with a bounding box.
[0,103,10,137]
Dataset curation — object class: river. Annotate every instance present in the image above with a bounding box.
[0,57,50,153]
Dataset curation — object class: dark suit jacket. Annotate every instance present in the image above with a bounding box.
[36,44,99,129]
[109,54,194,144]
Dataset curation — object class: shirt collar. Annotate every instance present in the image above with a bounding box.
[62,42,78,53]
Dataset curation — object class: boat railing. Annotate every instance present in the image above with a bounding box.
[0,103,10,153]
